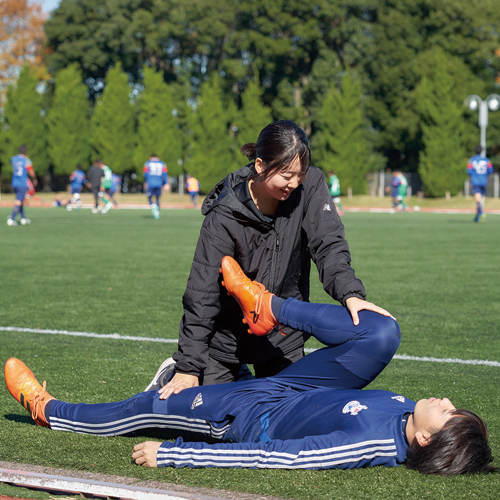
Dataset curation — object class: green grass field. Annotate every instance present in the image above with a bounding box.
[1,206,499,499]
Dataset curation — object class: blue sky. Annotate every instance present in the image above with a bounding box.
[37,0,61,13]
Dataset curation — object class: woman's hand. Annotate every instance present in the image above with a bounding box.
[132,441,161,467]
[345,297,395,326]
[158,372,199,400]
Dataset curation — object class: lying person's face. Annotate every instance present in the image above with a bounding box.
[413,397,457,437]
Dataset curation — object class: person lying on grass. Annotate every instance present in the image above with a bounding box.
[5,257,497,476]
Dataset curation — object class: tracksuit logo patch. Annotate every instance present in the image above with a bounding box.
[191,393,203,409]
[391,395,405,403]
[323,203,331,211]
[342,400,367,415]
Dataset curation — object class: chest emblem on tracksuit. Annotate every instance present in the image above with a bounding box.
[191,393,203,409]
[391,395,405,403]
[342,400,368,415]
[323,203,331,211]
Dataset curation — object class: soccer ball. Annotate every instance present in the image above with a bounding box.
[414,206,420,212]
[66,205,72,212]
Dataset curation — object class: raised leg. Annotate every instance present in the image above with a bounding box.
[270,298,401,391]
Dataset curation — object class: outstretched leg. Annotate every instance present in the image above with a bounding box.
[4,357,269,440]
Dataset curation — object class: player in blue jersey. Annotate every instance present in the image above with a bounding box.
[65,165,86,211]
[7,145,38,226]
[143,155,170,219]
[386,170,408,213]
[108,173,121,208]
[467,145,494,223]
[5,257,496,476]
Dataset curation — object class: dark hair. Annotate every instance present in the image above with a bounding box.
[405,409,498,476]
[475,145,482,155]
[240,120,311,179]
[19,145,28,155]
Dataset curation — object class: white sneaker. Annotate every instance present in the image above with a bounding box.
[92,207,98,214]
[7,218,18,226]
[66,204,72,212]
[144,358,176,392]
[20,218,31,225]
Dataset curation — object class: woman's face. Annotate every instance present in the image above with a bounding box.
[255,155,306,202]
[413,397,456,435]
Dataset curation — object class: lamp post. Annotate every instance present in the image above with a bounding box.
[464,94,500,156]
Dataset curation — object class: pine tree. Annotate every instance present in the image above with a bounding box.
[0,64,48,178]
[90,63,135,174]
[236,75,273,149]
[46,64,90,175]
[187,74,234,192]
[313,68,370,194]
[134,66,182,178]
[417,51,466,198]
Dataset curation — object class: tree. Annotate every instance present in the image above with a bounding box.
[46,64,91,175]
[90,64,135,174]
[134,67,182,178]
[44,0,156,100]
[0,65,48,178]
[0,0,47,88]
[417,51,466,198]
[364,0,500,171]
[312,68,371,194]
[187,74,234,192]
[235,74,272,149]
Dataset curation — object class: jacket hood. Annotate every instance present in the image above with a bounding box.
[201,163,261,223]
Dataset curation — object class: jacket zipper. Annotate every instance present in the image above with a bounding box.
[270,230,280,292]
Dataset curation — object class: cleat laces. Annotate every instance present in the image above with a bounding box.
[248,281,268,324]
[18,376,49,422]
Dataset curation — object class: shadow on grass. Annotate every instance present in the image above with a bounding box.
[4,413,36,425]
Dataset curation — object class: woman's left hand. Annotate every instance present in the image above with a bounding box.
[345,297,395,326]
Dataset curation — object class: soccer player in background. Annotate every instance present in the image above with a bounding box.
[4,256,497,475]
[65,165,86,211]
[25,178,43,204]
[186,174,200,208]
[328,170,343,215]
[143,155,170,220]
[109,174,121,208]
[386,170,408,213]
[86,160,104,213]
[99,161,114,214]
[7,145,37,226]
[467,145,494,223]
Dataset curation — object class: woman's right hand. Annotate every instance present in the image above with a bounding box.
[158,373,199,400]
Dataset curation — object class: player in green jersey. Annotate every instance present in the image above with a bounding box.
[328,171,343,215]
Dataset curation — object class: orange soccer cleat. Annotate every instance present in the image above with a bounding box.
[4,357,55,427]
[220,256,278,336]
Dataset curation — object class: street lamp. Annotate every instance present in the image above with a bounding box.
[464,94,500,156]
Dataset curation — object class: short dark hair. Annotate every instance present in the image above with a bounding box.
[405,409,498,476]
[19,145,28,155]
[240,120,311,179]
[475,145,482,155]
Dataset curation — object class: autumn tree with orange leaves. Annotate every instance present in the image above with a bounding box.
[0,0,48,88]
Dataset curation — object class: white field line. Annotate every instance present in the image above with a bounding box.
[2,326,499,368]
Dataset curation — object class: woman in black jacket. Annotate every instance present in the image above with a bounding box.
[157,120,393,399]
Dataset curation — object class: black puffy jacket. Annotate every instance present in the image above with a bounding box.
[174,164,366,376]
